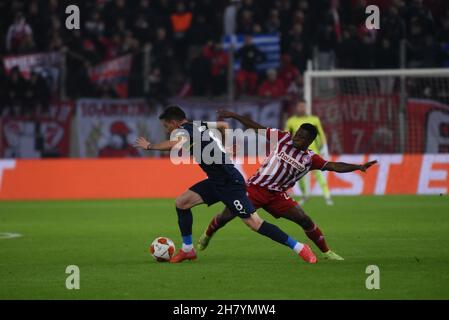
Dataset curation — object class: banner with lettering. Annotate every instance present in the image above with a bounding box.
[88,54,133,98]
[313,95,449,154]
[313,95,400,154]
[406,99,449,153]
[0,102,74,158]
[76,99,163,158]
[168,99,282,156]
[2,51,62,93]
[0,154,448,200]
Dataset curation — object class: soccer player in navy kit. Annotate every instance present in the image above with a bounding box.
[134,105,317,263]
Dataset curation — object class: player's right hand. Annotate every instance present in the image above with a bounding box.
[217,109,235,119]
[134,137,151,150]
[360,160,377,172]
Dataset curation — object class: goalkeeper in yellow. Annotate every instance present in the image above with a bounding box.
[285,100,333,205]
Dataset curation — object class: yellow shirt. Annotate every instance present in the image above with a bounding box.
[284,115,327,154]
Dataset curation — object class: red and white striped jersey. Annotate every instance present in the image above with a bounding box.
[248,128,328,192]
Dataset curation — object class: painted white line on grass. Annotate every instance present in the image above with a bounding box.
[0,232,23,239]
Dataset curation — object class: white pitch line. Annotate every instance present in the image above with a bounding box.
[0,232,23,240]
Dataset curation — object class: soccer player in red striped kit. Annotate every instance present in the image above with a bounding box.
[197,110,377,260]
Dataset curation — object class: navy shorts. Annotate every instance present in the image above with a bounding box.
[189,179,255,218]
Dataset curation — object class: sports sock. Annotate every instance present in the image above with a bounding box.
[286,236,304,254]
[257,221,302,253]
[305,224,329,253]
[177,207,193,250]
[315,171,331,199]
[206,215,222,237]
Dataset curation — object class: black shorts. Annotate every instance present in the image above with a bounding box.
[189,179,255,218]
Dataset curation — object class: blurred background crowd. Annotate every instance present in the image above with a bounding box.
[1,0,449,115]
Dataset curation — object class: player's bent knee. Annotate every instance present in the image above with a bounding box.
[175,195,191,210]
[175,190,204,210]
[242,213,263,231]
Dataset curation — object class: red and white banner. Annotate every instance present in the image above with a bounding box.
[172,99,282,130]
[0,102,74,158]
[88,54,133,98]
[313,95,449,154]
[313,95,400,154]
[407,99,449,153]
[2,51,62,93]
[76,99,163,158]
[170,99,283,156]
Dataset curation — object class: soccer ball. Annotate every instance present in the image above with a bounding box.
[150,237,175,262]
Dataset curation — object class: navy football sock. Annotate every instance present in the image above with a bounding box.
[176,207,193,239]
[257,221,291,247]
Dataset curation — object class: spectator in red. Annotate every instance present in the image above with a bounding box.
[258,69,286,98]
[6,12,34,53]
[278,54,300,89]
[203,42,229,96]
[235,36,266,95]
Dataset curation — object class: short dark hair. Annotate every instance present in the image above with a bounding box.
[159,105,186,121]
[300,123,318,140]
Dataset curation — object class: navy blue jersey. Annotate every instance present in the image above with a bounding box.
[177,121,244,184]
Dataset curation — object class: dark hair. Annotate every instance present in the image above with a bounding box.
[159,105,186,121]
[300,123,318,140]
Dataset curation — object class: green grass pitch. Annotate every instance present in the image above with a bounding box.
[0,195,448,299]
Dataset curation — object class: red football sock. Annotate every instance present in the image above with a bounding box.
[304,224,329,253]
[206,216,221,237]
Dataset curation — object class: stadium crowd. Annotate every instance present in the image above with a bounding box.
[1,0,449,112]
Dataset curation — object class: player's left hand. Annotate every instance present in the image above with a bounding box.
[134,137,151,150]
[360,160,377,172]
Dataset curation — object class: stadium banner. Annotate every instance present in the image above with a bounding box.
[169,98,282,156]
[0,102,74,158]
[173,99,282,129]
[313,95,449,154]
[2,51,62,93]
[0,154,448,200]
[222,34,280,72]
[313,95,400,154]
[88,54,133,98]
[76,99,163,158]
[407,98,449,153]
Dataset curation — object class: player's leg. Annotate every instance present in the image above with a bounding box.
[314,170,333,205]
[218,184,316,263]
[171,180,220,263]
[175,189,203,251]
[198,184,266,251]
[279,206,343,260]
[240,212,316,264]
[197,207,236,250]
[264,193,343,260]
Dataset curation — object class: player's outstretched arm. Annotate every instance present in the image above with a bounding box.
[323,160,377,173]
[133,137,180,151]
[217,109,266,130]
